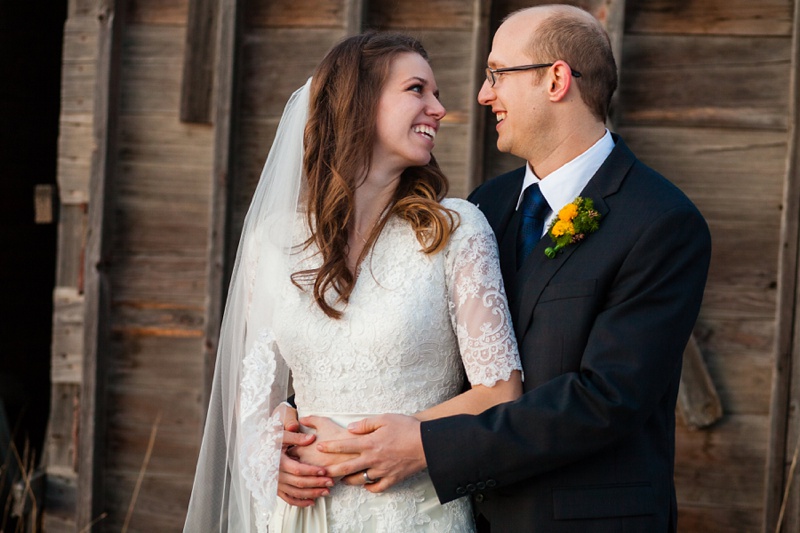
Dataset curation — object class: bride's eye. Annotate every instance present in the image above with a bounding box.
[408,84,424,94]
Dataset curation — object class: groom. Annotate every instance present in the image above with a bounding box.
[283,5,711,532]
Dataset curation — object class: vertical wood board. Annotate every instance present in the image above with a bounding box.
[764,0,800,530]
[77,0,124,527]
[180,0,218,123]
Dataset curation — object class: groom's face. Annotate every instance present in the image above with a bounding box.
[478,11,551,163]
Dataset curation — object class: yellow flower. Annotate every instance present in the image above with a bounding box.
[551,220,574,237]
[558,203,579,222]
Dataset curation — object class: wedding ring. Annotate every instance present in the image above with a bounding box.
[362,471,377,484]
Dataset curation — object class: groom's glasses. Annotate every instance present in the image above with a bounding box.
[484,63,582,87]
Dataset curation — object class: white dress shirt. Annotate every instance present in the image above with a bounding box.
[517,130,615,237]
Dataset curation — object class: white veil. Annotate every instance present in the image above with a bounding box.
[184,78,312,532]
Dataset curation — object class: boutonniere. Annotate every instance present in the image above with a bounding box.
[544,197,601,259]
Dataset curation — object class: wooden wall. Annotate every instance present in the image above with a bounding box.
[46,0,213,530]
[43,0,800,531]
[618,1,794,531]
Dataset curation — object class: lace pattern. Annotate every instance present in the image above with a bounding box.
[446,208,520,387]
[326,471,473,533]
[243,199,520,531]
[239,329,284,531]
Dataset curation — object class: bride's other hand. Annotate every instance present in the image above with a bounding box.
[276,405,334,506]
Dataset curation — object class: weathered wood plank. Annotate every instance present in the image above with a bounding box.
[344,0,364,35]
[70,0,98,19]
[78,0,124,526]
[105,399,202,476]
[699,290,777,321]
[43,384,80,471]
[675,414,768,509]
[678,505,762,533]
[108,334,205,388]
[367,0,475,29]
[239,28,345,118]
[111,304,205,337]
[60,60,96,115]
[54,204,87,289]
[244,0,345,29]
[765,2,800,529]
[432,123,469,199]
[695,318,774,355]
[180,0,218,123]
[624,0,793,37]
[62,16,99,60]
[110,254,208,306]
[414,30,474,123]
[126,0,188,25]
[465,0,491,193]
[123,23,188,57]
[203,0,244,418]
[619,34,791,130]
[42,470,78,532]
[619,126,786,302]
[51,288,85,384]
[102,473,192,532]
[120,58,184,114]
[117,115,214,167]
[57,118,93,203]
[693,317,775,423]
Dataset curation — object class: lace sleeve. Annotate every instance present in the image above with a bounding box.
[235,228,291,531]
[444,200,522,387]
[238,330,286,532]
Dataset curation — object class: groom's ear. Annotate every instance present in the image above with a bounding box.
[547,60,575,102]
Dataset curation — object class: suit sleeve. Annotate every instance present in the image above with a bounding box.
[420,201,711,504]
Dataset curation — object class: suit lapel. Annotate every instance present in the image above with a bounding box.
[515,135,635,333]
[473,168,525,307]
[476,168,524,239]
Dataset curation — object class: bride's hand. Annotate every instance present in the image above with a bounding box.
[296,416,359,471]
[276,405,334,506]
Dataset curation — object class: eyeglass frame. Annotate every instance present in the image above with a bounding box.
[484,62,582,87]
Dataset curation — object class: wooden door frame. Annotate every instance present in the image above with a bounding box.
[764,0,800,531]
[77,0,124,528]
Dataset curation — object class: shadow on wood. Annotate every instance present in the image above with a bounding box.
[678,333,723,429]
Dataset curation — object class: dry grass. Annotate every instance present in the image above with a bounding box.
[1,434,37,533]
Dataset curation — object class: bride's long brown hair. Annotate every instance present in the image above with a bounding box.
[294,32,459,319]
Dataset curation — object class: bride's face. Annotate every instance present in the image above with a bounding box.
[371,53,446,176]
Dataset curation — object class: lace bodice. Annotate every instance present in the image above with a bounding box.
[273,198,520,416]
[238,198,521,532]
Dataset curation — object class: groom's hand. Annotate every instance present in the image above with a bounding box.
[317,414,426,493]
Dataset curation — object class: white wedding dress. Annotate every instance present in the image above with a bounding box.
[239,198,521,532]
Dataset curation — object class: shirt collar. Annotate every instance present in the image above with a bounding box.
[517,129,614,213]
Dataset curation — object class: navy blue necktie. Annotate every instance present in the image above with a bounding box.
[516,183,550,269]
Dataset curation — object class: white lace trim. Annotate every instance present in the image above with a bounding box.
[239,329,283,531]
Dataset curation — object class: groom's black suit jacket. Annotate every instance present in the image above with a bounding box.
[421,135,711,532]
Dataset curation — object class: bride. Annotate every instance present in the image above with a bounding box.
[184,32,522,532]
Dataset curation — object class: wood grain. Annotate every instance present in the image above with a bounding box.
[624,0,793,37]
[619,35,791,130]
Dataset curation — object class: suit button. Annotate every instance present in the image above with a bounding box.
[475,494,485,503]
[466,484,476,493]
[477,482,486,490]
[486,479,497,488]
[456,486,466,495]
